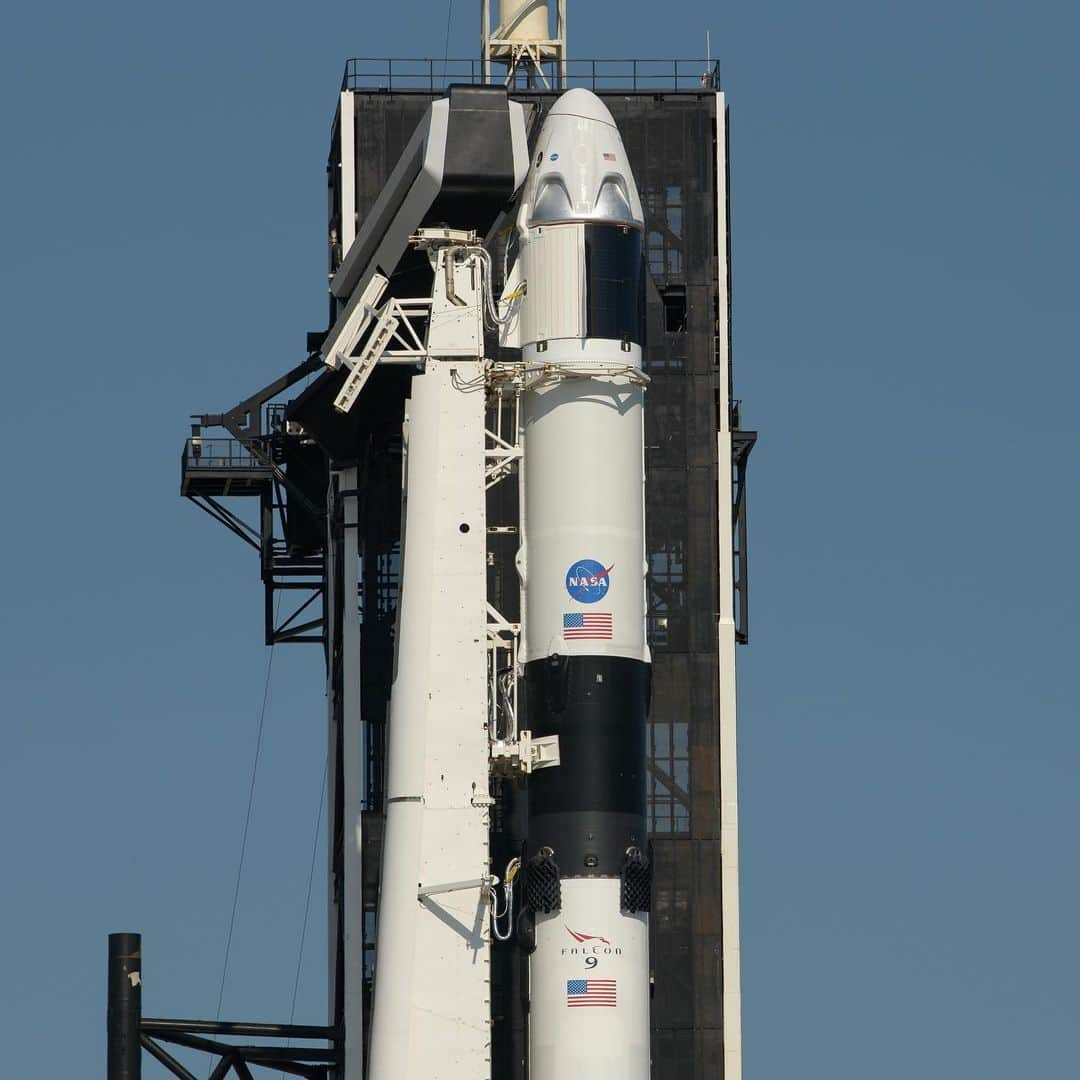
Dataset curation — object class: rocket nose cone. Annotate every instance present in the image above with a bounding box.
[548,88,617,128]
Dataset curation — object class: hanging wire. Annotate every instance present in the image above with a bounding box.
[216,610,279,1020]
[443,0,454,83]
[280,753,329,1078]
[491,857,520,942]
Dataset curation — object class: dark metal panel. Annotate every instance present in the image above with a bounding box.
[107,933,142,1080]
[649,838,694,1030]
[352,96,434,226]
[608,92,732,1080]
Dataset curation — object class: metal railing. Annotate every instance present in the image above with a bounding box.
[342,58,721,93]
[182,438,270,471]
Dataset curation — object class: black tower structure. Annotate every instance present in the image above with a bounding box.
[329,63,754,1079]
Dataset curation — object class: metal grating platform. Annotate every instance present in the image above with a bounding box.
[180,438,272,498]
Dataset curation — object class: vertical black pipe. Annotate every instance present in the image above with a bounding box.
[107,932,141,1080]
[490,777,528,1080]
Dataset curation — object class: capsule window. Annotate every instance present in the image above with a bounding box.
[583,224,645,345]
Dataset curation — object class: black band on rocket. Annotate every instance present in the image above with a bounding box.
[525,654,650,877]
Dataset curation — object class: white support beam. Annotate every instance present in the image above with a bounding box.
[333,307,400,413]
[339,92,356,255]
[714,92,743,1080]
[367,360,491,1080]
[481,0,491,83]
[557,0,567,87]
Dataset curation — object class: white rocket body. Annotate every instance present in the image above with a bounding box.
[530,882,650,1077]
[509,89,651,1080]
[510,88,649,669]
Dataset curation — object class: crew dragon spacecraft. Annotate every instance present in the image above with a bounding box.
[302,85,653,1080]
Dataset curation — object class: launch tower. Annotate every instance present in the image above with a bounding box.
[109,12,754,1080]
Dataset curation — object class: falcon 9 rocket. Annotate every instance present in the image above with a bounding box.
[509,88,651,1079]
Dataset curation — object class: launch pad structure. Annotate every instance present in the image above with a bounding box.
[111,40,754,1080]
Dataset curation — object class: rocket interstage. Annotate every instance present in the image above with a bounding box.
[510,89,651,1078]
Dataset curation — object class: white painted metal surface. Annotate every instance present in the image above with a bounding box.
[495,0,550,42]
[483,0,566,85]
[367,358,491,1080]
[531,879,649,1080]
[516,90,645,228]
[360,243,498,1080]
[714,91,743,1080]
[333,307,399,413]
[517,224,583,344]
[338,91,356,255]
[513,91,649,666]
[427,248,485,358]
[517,368,648,664]
[511,89,652,1080]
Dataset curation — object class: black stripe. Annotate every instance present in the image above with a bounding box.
[525,654,650,877]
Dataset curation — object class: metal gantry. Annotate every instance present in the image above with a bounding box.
[181,356,329,648]
[108,934,338,1080]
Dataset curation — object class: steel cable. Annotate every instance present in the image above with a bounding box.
[216,609,279,1020]
[280,754,329,1078]
[443,0,454,83]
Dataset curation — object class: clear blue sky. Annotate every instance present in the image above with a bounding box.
[1,1,1076,1076]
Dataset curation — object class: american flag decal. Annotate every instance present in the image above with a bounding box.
[563,612,613,640]
[566,979,617,1007]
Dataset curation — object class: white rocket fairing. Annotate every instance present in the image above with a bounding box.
[507,89,652,1080]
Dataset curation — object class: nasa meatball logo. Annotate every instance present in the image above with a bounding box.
[565,559,613,603]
